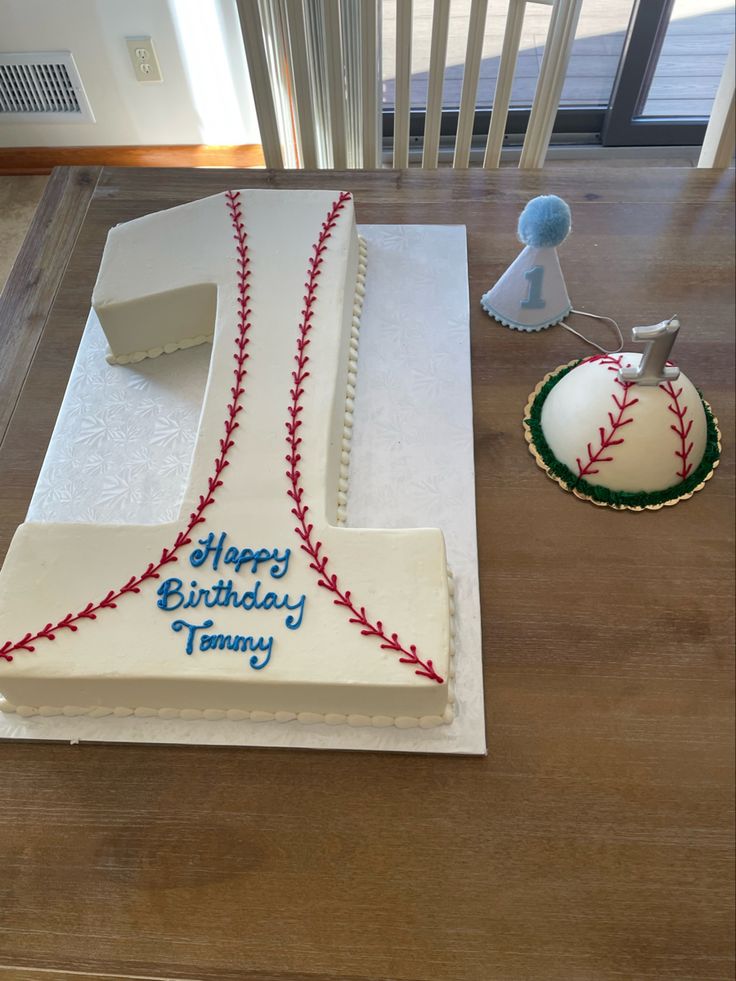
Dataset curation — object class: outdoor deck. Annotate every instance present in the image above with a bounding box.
[381,0,734,118]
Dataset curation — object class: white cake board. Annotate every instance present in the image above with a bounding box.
[0,225,486,755]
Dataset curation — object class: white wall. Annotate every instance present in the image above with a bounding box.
[0,0,260,146]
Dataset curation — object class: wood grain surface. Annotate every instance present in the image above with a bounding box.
[0,167,733,981]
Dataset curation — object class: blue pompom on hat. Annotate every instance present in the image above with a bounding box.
[517,195,571,248]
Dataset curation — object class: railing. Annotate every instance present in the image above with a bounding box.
[236,0,584,169]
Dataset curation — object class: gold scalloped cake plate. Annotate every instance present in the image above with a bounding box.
[523,360,722,512]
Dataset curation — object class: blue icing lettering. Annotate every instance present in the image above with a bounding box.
[247,636,273,670]
[160,577,305,629]
[157,577,184,610]
[189,532,290,579]
[164,536,301,668]
[284,594,305,630]
[189,531,226,570]
[172,617,214,654]
[171,618,273,668]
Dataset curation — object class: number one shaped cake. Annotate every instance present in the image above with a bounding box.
[0,189,454,726]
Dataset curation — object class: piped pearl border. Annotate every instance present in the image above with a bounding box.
[335,235,367,526]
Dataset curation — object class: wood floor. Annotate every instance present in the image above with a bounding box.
[0,176,47,297]
[381,0,734,117]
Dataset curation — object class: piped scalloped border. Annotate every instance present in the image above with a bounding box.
[106,333,213,366]
[0,572,457,729]
[523,360,722,511]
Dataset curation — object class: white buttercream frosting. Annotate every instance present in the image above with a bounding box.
[0,192,453,727]
[0,571,456,727]
[540,353,708,493]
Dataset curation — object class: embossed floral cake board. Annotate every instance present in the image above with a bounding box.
[0,225,486,755]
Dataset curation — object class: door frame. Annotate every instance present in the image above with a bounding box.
[601,0,708,146]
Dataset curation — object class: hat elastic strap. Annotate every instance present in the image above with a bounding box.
[559,309,623,355]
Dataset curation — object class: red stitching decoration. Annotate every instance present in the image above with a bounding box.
[576,354,639,479]
[284,192,443,685]
[0,190,252,663]
[659,380,694,479]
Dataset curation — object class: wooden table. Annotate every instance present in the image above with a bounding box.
[0,167,733,981]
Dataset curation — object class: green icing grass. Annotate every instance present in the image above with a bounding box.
[525,360,721,509]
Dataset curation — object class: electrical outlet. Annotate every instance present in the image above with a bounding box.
[126,36,162,82]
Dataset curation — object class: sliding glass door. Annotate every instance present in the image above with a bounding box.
[379,0,733,151]
[601,0,733,146]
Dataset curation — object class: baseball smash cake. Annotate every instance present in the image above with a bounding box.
[0,189,455,727]
[523,330,721,510]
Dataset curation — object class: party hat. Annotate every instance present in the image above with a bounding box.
[481,195,572,332]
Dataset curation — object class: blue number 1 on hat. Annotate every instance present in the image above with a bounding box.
[521,265,546,310]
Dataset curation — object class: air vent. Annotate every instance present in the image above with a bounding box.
[0,52,94,123]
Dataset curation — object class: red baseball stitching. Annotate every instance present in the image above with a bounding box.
[284,193,443,685]
[659,380,694,479]
[0,191,251,663]
[576,354,639,478]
